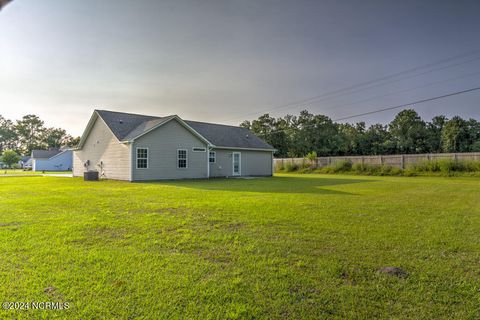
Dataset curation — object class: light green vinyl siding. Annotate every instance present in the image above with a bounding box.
[73,117,132,181]
[209,149,273,177]
[132,119,208,180]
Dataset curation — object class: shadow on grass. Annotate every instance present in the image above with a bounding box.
[145,175,375,195]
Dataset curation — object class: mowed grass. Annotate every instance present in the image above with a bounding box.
[0,170,72,175]
[0,174,479,319]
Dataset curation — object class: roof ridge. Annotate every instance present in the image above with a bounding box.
[96,109,244,129]
[120,115,178,141]
[184,119,245,129]
[95,109,162,119]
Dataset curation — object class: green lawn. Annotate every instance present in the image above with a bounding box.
[0,170,72,175]
[0,174,479,319]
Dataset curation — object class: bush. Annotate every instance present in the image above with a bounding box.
[331,160,353,173]
[275,163,285,172]
[280,157,480,177]
[409,159,480,175]
[0,150,20,169]
[284,162,299,172]
[298,166,313,173]
[352,163,379,175]
[304,151,318,168]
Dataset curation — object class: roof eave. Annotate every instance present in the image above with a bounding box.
[212,146,276,152]
[77,110,126,149]
[76,111,99,149]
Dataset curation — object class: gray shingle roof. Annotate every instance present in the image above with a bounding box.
[121,116,176,142]
[31,149,61,159]
[95,110,274,150]
[96,110,159,141]
[185,120,274,149]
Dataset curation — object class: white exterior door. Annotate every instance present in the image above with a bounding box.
[232,152,241,176]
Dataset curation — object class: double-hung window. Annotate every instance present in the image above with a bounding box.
[137,148,148,169]
[209,151,216,163]
[177,149,187,168]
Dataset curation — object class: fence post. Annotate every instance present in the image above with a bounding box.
[361,156,364,165]
[401,155,404,169]
[380,156,383,165]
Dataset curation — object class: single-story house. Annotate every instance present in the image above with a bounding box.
[20,156,31,169]
[31,148,73,171]
[73,110,275,181]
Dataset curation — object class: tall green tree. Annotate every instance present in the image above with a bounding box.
[290,110,340,157]
[389,109,428,153]
[63,135,81,148]
[0,115,17,153]
[15,115,45,154]
[241,109,478,157]
[338,122,367,155]
[442,116,470,152]
[466,119,480,151]
[363,124,395,155]
[0,150,20,168]
[41,127,68,148]
[241,114,291,157]
[426,115,447,153]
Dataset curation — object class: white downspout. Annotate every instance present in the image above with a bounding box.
[271,151,274,176]
[207,145,210,179]
[129,142,134,182]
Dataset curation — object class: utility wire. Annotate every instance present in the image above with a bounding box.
[224,49,480,122]
[332,86,480,122]
[262,86,480,135]
[319,70,480,113]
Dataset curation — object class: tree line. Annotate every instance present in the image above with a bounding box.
[240,109,480,158]
[0,114,80,156]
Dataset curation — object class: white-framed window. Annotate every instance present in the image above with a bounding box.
[209,151,216,163]
[192,147,206,152]
[136,148,148,169]
[177,149,188,168]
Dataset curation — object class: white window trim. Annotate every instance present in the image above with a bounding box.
[232,152,241,176]
[177,149,188,169]
[136,147,149,169]
[209,151,216,163]
[192,147,207,152]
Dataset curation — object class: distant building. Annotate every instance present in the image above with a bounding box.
[20,156,31,169]
[31,148,73,171]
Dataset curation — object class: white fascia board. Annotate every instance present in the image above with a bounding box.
[77,111,99,149]
[211,146,276,152]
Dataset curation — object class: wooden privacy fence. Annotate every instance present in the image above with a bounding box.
[274,152,480,170]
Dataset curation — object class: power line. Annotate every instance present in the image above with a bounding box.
[319,70,480,114]
[224,49,480,122]
[332,86,480,122]
[262,86,480,135]
[228,55,480,122]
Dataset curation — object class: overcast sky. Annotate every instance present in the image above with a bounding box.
[1,0,480,136]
